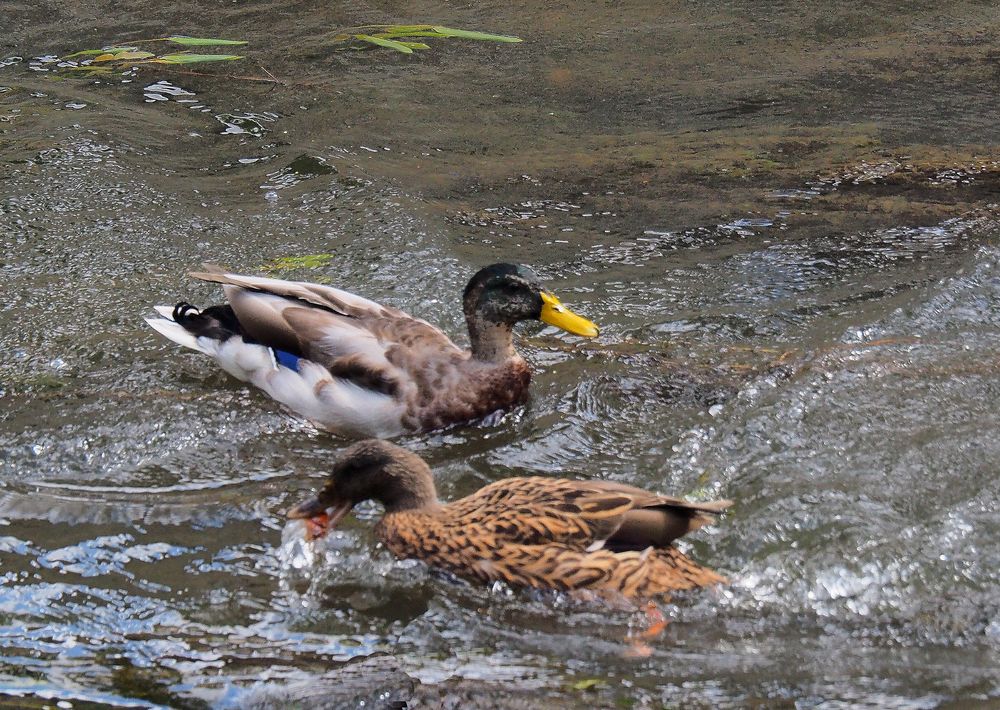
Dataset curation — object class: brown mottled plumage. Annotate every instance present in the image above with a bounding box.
[288,440,730,600]
[146,263,597,438]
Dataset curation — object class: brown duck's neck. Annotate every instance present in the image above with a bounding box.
[467,319,517,363]
[382,490,443,514]
[378,459,444,514]
[384,500,445,516]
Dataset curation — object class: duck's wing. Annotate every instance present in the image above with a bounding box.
[191,269,407,320]
[191,271,464,382]
[190,271,458,350]
[445,478,636,550]
[584,480,732,550]
[384,494,727,596]
[447,478,730,552]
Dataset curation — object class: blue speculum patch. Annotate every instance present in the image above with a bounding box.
[273,349,301,371]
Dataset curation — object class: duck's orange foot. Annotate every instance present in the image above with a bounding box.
[304,513,330,540]
[623,601,669,657]
[637,600,669,640]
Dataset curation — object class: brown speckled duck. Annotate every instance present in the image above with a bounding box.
[288,440,730,599]
[146,263,598,438]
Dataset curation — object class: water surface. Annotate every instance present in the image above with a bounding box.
[2,1,999,707]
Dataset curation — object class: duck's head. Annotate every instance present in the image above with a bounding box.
[287,440,437,538]
[462,263,599,345]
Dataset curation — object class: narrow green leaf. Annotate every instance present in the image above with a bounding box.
[351,24,435,33]
[152,53,245,64]
[396,41,431,50]
[62,46,140,59]
[384,24,436,32]
[164,36,248,46]
[376,31,448,39]
[354,34,413,53]
[102,50,156,61]
[61,49,110,59]
[431,26,522,42]
[261,254,335,272]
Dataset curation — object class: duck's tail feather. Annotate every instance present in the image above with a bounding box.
[145,313,214,355]
[147,304,275,380]
[146,305,408,436]
[171,302,245,341]
[146,301,246,354]
[148,301,310,378]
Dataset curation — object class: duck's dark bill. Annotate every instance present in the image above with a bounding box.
[539,291,599,337]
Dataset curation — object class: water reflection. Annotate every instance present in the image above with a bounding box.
[215,112,279,136]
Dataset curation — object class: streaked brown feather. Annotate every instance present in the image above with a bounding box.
[373,475,729,599]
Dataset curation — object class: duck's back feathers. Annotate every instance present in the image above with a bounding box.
[377,476,729,598]
[445,477,634,548]
[445,477,731,550]
[190,270,407,321]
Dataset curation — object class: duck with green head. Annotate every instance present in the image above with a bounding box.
[147,263,598,438]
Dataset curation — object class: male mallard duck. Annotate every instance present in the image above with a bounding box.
[146,263,598,438]
[288,440,730,599]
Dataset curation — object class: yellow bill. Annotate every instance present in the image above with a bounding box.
[539,291,599,337]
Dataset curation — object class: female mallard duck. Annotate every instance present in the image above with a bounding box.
[288,440,730,599]
[146,263,598,438]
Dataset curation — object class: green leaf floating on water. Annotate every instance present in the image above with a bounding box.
[367,24,437,33]
[58,36,249,73]
[354,34,414,53]
[62,47,141,59]
[570,678,606,691]
[262,254,335,272]
[62,48,115,59]
[164,36,249,46]
[430,26,522,42]
[377,31,447,39]
[152,53,244,64]
[93,50,155,62]
[337,24,522,53]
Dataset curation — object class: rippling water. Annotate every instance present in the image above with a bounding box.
[2,1,1000,707]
